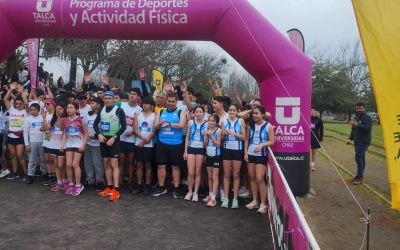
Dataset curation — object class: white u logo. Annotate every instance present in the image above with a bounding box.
[275,97,301,125]
[36,0,53,13]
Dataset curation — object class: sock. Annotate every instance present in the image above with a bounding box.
[57,180,62,185]
[209,192,212,196]
[107,185,113,189]
[211,194,216,200]
[69,183,74,186]
[62,179,68,184]
[114,187,120,192]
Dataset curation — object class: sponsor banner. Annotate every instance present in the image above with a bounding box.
[352,0,400,208]
[26,38,40,88]
[267,148,319,250]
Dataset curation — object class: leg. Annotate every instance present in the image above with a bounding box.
[53,155,62,182]
[91,146,104,183]
[127,152,134,185]
[212,168,220,198]
[145,162,152,185]
[255,164,268,206]
[103,158,113,186]
[45,153,54,175]
[223,160,232,200]
[110,158,120,188]
[194,155,204,194]
[119,152,125,184]
[186,154,196,193]
[72,152,83,185]
[157,165,167,187]
[136,161,144,186]
[83,146,95,184]
[172,165,181,189]
[65,151,74,183]
[207,167,213,195]
[247,163,259,202]
[16,144,27,173]
[232,160,242,199]
[37,144,47,175]
[7,144,17,173]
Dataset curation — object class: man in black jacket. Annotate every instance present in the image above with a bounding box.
[310,107,324,171]
[347,102,373,185]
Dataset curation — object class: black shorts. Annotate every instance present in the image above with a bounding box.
[248,155,267,165]
[65,148,82,153]
[311,137,321,149]
[206,155,222,168]
[156,142,184,166]
[222,148,243,161]
[100,137,120,158]
[187,147,206,156]
[120,141,136,154]
[44,147,65,157]
[135,147,154,163]
[6,136,24,145]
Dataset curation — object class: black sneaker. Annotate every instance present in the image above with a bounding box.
[95,182,105,192]
[6,172,19,180]
[173,188,183,199]
[131,185,143,195]
[42,174,50,186]
[22,174,29,182]
[152,186,167,197]
[143,185,152,195]
[49,176,57,186]
[24,175,34,184]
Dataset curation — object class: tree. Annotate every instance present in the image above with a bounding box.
[0,47,28,80]
[223,70,259,104]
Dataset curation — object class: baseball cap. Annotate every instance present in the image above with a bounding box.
[104,91,115,98]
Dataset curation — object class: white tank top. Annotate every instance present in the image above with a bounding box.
[120,102,142,143]
[8,107,27,138]
[85,112,100,147]
[135,112,155,148]
[42,113,54,148]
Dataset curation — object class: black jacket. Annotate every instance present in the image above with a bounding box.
[349,113,372,144]
[311,116,324,141]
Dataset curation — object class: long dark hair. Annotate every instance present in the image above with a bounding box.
[249,106,266,130]
[50,102,67,127]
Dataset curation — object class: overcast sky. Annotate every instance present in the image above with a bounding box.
[44,0,361,81]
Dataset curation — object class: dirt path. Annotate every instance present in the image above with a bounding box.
[297,152,400,250]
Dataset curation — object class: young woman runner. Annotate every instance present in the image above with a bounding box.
[203,114,222,207]
[183,106,207,202]
[244,106,274,214]
[221,104,246,209]
[61,102,88,197]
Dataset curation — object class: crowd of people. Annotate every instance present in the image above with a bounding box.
[0,68,274,215]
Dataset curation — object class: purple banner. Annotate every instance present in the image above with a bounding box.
[267,148,319,250]
[26,38,39,88]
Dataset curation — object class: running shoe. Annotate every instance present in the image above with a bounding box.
[192,193,199,202]
[221,198,229,208]
[257,204,268,215]
[238,189,251,199]
[245,200,260,210]
[131,185,144,195]
[65,184,75,195]
[143,185,152,195]
[6,172,19,180]
[24,175,34,185]
[173,189,183,199]
[352,178,363,185]
[207,199,217,207]
[0,169,10,178]
[22,174,29,182]
[202,195,211,203]
[231,199,239,209]
[109,190,120,202]
[184,192,193,201]
[95,182,105,192]
[98,186,114,197]
[42,174,50,186]
[62,181,70,191]
[51,183,63,192]
[71,185,84,196]
[151,186,167,197]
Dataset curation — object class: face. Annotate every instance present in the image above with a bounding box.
[212,100,223,112]
[129,91,139,103]
[228,105,238,118]
[14,100,24,110]
[143,103,152,112]
[156,95,164,106]
[30,106,39,116]
[166,96,177,110]
[39,95,45,102]
[194,108,204,119]
[356,105,365,114]
[252,108,264,122]
[104,96,114,107]
[56,106,65,117]
[97,91,103,97]
[66,104,77,116]
[252,101,261,109]
[90,102,100,111]
[114,96,121,103]
[45,103,54,112]
[78,99,86,106]
[311,108,318,117]
[208,116,217,128]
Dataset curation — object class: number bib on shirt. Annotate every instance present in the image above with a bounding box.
[191,129,203,148]
[206,146,217,157]
[32,122,43,128]
[87,119,94,128]
[10,119,23,128]
[66,127,79,136]
[100,121,111,133]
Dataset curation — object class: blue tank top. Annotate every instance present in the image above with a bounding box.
[189,119,207,148]
[248,121,270,157]
[206,128,221,157]
[159,108,183,145]
[223,118,243,150]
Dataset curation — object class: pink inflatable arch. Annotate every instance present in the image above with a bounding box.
[0,0,312,195]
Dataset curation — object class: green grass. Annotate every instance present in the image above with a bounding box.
[324,122,384,149]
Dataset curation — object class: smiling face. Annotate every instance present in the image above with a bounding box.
[252,108,264,123]
[14,99,24,110]
[66,104,77,116]
[166,96,177,110]
[228,105,238,119]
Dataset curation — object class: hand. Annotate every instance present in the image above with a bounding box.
[84,73,91,83]
[350,119,358,126]
[106,137,115,146]
[60,145,64,152]
[244,154,249,163]
[165,80,173,93]
[254,145,262,153]
[183,152,188,161]
[206,130,212,136]
[125,130,134,137]
[162,122,169,128]
[98,134,107,143]
[346,140,353,145]
[141,137,150,144]
[25,145,31,152]
[9,82,17,90]
[181,81,187,93]
[207,79,213,86]
[138,142,145,148]
[41,110,47,118]
[139,68,146,80]
[16,84,24,93]
[79,146,85,153]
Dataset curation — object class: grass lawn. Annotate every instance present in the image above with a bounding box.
[324,122,384,149]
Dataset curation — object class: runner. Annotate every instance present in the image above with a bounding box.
[184,106,207,202]
[133,96,156,195]
[244,106,274,214]
[94,91,126,202]
[120,88,142,189]
[221,104,246,209]
[203,114,222,207]
[60,102,88,196]
[42,98,57,186]
[152,92,187,198]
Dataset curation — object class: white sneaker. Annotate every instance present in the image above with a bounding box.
[245,200,260,210]
[0,169,10,178]
[257,204,268,214]
[238,186,247,194]
[184,192,193,201]
[192,193,198,202]
[238,189,251,199]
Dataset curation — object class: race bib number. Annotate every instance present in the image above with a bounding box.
[87,120,94,128]
[52,127,63,135]
[100,122,111,132]
[66,127,79,136]
[126,116,134,127]
[161,127,174,135]
[32,122,43,128]
[10,119,23,128]
[206,146,217,157]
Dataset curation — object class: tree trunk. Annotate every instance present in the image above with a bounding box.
[6,52,17,78]
[69,56,77,85]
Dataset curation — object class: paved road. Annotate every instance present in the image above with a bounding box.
[0,179,273,250]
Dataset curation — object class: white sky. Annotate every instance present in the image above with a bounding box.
[43,0,361,82]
